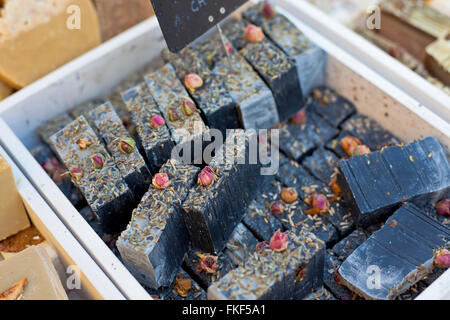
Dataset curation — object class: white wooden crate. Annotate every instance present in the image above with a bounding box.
[0,1,448,300]
[0,146,124,300]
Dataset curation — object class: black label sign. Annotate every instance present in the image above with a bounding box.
[150,0,248,52]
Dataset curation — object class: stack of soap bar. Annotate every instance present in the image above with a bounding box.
[338,136,450,227]
[243,2,327,95]
[0,246,68,300]
[121,83,174,174]
[0,0,101,89]
[50,116,134,234]
[339,203,450,300]
[307,87,356,128]
[89,102,151,201]
[145,64,208,162]
[0,154,30,241]
[117,160,199,289]
[182,131,263,253]
[164,47,240,135]
[213,53,280,130]
[241,39,304,122]
[208,229,325,300]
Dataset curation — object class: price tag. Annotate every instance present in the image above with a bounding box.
[150,0,247,52]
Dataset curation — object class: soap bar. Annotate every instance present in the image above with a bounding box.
[302,147,339,184]
[117,160,199,289]
[208,229,325,300]
[0,0,101,89]
[37,113,74,150]
[243,2,326,95]
[213,53,280,130]
[339,203,450,300]
[0,154,30,241]
[425,39,450,87]
[121,83,174,174]
[243,199,284,243]
[338,137,450,227]
[89,102,151,201]
[50,116,135,234]
[0,80,13,101]
[0,246,68,300]
[224,223,259,265]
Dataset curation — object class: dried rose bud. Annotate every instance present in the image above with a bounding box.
[329,177,342,202]
[118,138,136,154]
[270,201,284,215]
[281,187,298,204]
[196,253,218,274]
[173,273,192,298]
[340,136,362,157]
[262,1,276,19]
[152,173,171,190]
[434,249,450,269]
[305,193,330,215]
[389,46,403,59]
[76,138,92,149]
[222,41,234,55]
[70,168,83,181]
[168,108,180,122]
[244,24,265,43]
[352,144,371,156]
[436,199,450,217]
[256,241,269,254]
[91,154,105,169]
[184,73,203,92]
[41,158,60,176]
[334,269,342,284]
[198,167,214,186]
[290,109,307,125]
[181,98,197,116]
[150,115,165,129]
[269,231,289,252]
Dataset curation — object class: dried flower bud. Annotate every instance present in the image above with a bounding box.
[152,173,171,190]
[181,98,197,116]
[313,89,323,100]
[196,253,218,274]
[262,1,276,19]
[270,201,284,215]
[184,73,203,92]
[244,24,265,43]
[0,277,27,300]
[173,273,192,298]
[305,193,330,215]
[329,177,342,202]
[269,231,289,252]
[118,138,136,154]
[340,136,362,157]
[168,108,180,122]
[256,241,269,254]
[70,168,83,182]
[91,154,105,169]
[198,167,215,186]
[352,144,371,156]
[222,41,234,55]
[436,199,450,217]
[290,109,307,125]
[281,187,298,204]
[434,249,450,269]
[334,269,342,284]
[150,115,165,129]
[76,138,92,149]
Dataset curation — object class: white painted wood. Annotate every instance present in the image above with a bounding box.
[416,269,450,300]
[0,145,124,300]
[0,2,447,300]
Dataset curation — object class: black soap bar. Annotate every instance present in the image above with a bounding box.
[89,102,151,202]
[341,114,400,151]
[339,203,450,300]
[338,137,450,227]
[323,201,355,238]
[224,223,259,265]
[323,252,355,300]
[330,229,368,262]
[49,116,135,234]
[243,200,284,242]
[37,113,74,153]
[166,47,240,135]
[122,83,174,174]
[208,229,325,300]
[30,144,83,207]
[302,147,339,184]
[117,160,199,289]
[183,250,237,289]
[308,87,356,127]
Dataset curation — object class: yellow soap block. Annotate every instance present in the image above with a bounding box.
[0,154,30,241]
[0,0,101,89]
[0,246,68,300]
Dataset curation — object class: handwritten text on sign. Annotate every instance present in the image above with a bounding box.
[150,0,247,52]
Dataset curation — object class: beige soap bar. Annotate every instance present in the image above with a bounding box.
[0,0,101,89]
[0,80,13,101]
[0,154,30,241]
[0,246,68,300]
